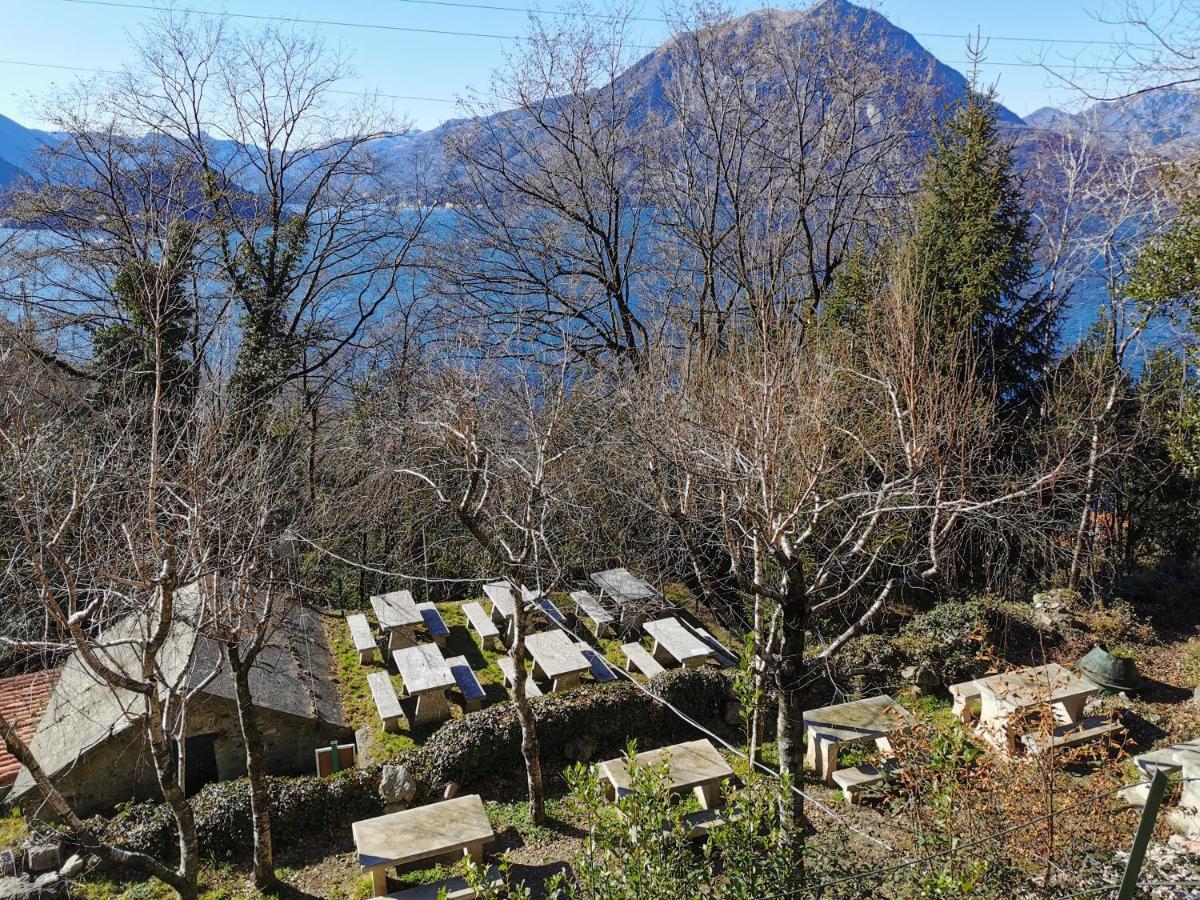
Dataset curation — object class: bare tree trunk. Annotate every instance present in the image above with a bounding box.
[774,600,806,832]
[144,694,201,900]
[508,594,545,824]
[1068,424,1100,590]
[225,643,279,893]
[0,712,194,895]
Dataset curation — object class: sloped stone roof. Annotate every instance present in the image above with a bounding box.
[9,583,343,802]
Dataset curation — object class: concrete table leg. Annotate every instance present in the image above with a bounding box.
[818,740,840,784]
[553,673,581,692]
[464,841,484,864]
[651,641,672,666]
[367,865,387,897]
[694,781,722,810]
[414,690,449,725]
[1055,694,1086,724]
[805,730,817,770]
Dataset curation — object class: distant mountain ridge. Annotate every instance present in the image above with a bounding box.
[0,1,1026,191]
[9,3,1194,192]
[1025,88,1200,156]
[0,114,54,185]
[365,0,1025,181]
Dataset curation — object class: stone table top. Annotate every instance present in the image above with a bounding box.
[391,642,454,695]
[483,581,544,621]
[370,590,423,630]
[976,663,1098,712]
[600,739,734,796]
[643,617,712,665]
[589,567,660,604]
[524,629,590,681]
[802,695,917,744]
[353,794,494,870]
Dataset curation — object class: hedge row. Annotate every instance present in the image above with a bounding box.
[402,666,736,795]
[94,768,381,861]
[92,668,735,862]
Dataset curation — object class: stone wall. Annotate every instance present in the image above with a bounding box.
[18,695,352,818]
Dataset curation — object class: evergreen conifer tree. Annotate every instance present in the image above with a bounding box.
[906,89,1057,406]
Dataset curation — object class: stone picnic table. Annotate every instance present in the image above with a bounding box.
[803,694,917,783]
[391,642,455,725]
[600,738,734,810]
[643,617,712,669]
[370,589,424,651]
[482,580,556,639]
[975,663,1099,753]
[353,793,494,897]
[589,567,666,629]
[524,629,591,691]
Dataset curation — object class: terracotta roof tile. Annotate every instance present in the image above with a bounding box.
[0,669,60,787]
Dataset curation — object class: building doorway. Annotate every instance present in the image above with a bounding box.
[184,733,219,795]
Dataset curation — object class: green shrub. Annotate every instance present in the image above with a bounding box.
[97,768,381,861]
[830,633,903,694]
[405,668,736,796]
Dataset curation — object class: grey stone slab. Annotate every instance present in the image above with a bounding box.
[589,568,660,604]
[571,590,614,627]
[525,630,590,683]
[353,794,494,869]
[975,663,1096,711]
[483,581,516,620]
[347,614,377,653]
[370,590,423,631]
[803,695,918,743]
[644,618,712,666]
[367,672,404,729]
[392,643,454,695]
[600,739,733,797]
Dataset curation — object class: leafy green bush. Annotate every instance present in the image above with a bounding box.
[97,768,381,861]
[405,668,736,797]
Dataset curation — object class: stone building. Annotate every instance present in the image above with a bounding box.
[8,584,352,816]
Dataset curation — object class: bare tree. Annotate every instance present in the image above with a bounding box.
[365,343,604,824]
[1026,125,1174,587]
[1,11,430,420]
[625,278,1073,823]
[647,3,926,345]
[431,5,654,365]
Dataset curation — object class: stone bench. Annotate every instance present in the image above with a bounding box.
[622,642,666,677]
[1022,716,1123,756]
[534,597,568,629]
[682,807,727,840]
[347,613,380,664]
[416,603,449,646]
[576,642,617,682]
[1134,739,1200,777]
[831,760,902,804]
[367,671,405,732]
[447,655,486,712]
[691,625,736,668]
[385,867,502,900]
[497,657,543,697]
[463,601,501,650]
[570,590,615,637]
[948,679,982,722]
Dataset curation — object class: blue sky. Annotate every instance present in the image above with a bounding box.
[0,0,1141,131]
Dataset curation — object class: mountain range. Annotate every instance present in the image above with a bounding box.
[1,0,1198,189]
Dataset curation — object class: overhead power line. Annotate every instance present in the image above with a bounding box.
[0,57,457,104]
[53,0,1153,67]
[378,0,1154,48]
[3,56,1195,138]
